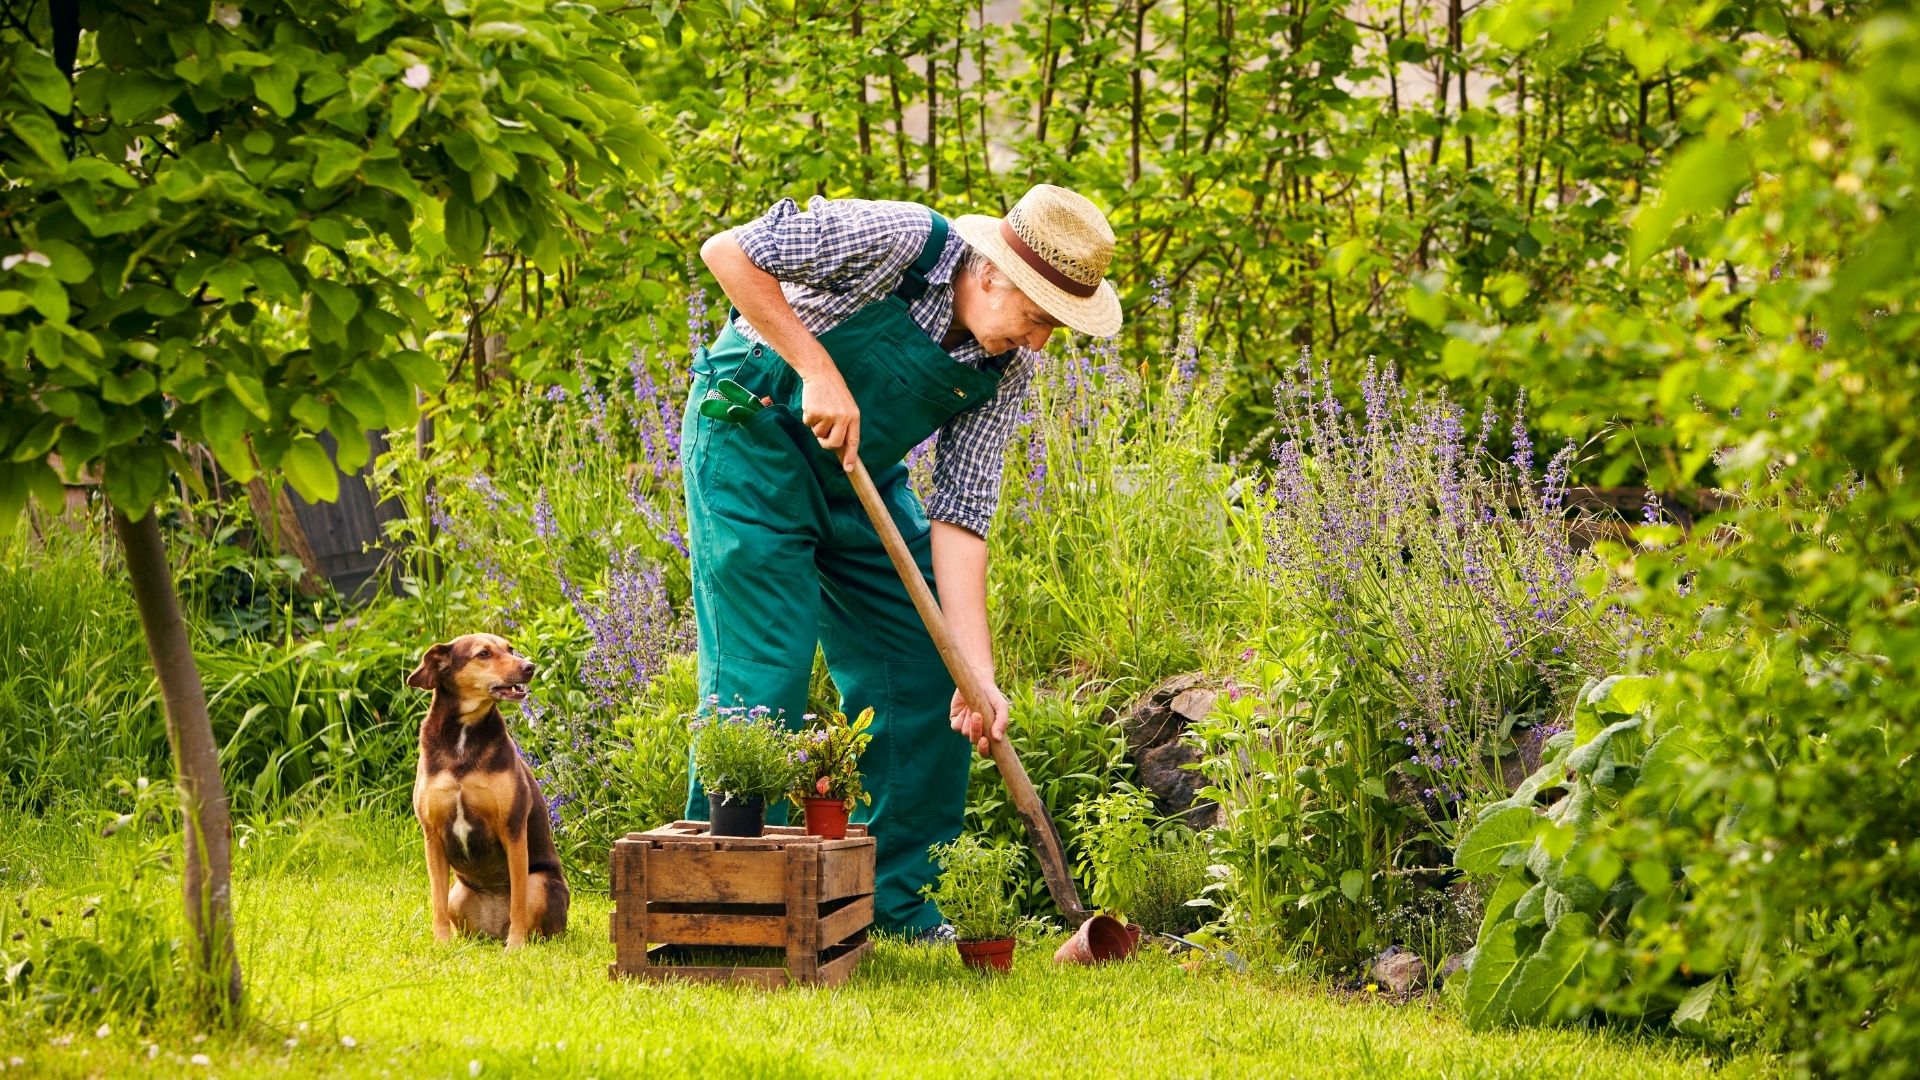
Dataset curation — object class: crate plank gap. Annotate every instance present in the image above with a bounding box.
[609,821,876,988]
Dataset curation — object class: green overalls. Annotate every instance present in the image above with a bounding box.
[680,211,1003,934]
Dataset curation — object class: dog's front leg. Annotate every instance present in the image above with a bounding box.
[423,831,454,942]
[504,829,531,950]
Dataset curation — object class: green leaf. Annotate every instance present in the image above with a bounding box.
[1672,978,1721,1036]
[1567,718,1642,776]
[1339,869,1364,902]
[102,443,169,515]
[310,140,366,189]
[105,74,176,122]
[8,113,68,171]
[224,370,271,421]
[390,87,425,139]
[254,63,299,118]
[1462,919,1524,1029]
[1631,138,1748,270]
[1508,913,1594,1023]
[13,44,73,113]
[0,464,27,537]
[249,256,302,304]
[310,279,361,325]
[198,392,256,482]
[1454,805,1538,874]
[281,435,339,503]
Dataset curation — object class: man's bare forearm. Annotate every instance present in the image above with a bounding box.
[699,231,840,384]
[929,520,995,683]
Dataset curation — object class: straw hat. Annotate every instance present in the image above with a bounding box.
[953,184,1123,338]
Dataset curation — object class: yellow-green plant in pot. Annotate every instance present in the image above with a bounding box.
[922,836,1023,972]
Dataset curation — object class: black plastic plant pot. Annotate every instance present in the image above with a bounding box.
[708,793,767,837]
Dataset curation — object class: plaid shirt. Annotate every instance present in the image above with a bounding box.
[728,196,1038,538]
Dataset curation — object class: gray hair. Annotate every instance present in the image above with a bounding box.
[960,247,1002,286]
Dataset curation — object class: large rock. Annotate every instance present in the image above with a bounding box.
[1139,739,1217,828]
[1369,947,1428,996]
[1124,674,1222,828]
[1123,674,1218,757]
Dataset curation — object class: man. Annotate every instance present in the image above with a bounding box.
[683,184,1122,935]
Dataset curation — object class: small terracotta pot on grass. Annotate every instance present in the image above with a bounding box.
[803,796,849,839]
[956,937,1016,973]
[1053,913,1136,964]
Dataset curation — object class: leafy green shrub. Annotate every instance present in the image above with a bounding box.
[0,526,160,811]
[988,312,1253,684]
[1452,675,1698,1029]
[1131,826,1213,937]
[1070,788,1156,917]
[921,835,1023,943]
[1192,651,1413,968]
[1,780,184,1024]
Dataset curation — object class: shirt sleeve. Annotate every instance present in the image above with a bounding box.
[923,348,1040,538]
[731,196,932,295]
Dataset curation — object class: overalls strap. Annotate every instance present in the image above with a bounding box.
[890,209,950,302]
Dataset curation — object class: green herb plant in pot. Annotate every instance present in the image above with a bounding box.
[791,706,874,840]
[691,704,801,838]
[1068,788,1158,955]
[921,835,1023,972]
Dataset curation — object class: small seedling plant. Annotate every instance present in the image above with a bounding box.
[921,835,1024,942]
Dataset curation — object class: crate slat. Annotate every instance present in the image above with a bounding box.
[821,845,876,902]
[646,912,786,948]
[647,849,786,904]
[818,896,873,948]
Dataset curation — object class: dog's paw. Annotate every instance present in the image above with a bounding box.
[504,933,527,951]
[433,921,454,943]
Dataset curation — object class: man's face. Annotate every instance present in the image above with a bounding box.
[955,264,1065,355]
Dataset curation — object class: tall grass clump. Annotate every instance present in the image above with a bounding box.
[990,289,1255,684]
[0,523,162,811]
[1198,357,1624,970]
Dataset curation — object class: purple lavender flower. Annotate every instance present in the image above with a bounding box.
[1508,389,1533,475]
[532,486,558,541]
[559,549,694,708]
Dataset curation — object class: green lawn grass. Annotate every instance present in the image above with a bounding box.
[2,812,1773,1079]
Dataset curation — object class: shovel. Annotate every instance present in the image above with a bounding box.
[845,456,1092,927]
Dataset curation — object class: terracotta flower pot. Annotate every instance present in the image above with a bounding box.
[708,793,766,837]
[803,796,849,839]
[956,937,1016,974]
[1052,913,1135,964]
[1125,922,1144,953]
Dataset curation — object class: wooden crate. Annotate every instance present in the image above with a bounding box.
[608,821,876,988]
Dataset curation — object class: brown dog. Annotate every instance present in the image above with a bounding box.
[407,633,568,948]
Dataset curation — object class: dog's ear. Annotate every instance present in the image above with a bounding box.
[407,642,452,691]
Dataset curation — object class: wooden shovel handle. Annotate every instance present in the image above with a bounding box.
[845,458,1091,926]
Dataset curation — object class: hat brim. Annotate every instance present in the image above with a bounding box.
[952,214,1123,339]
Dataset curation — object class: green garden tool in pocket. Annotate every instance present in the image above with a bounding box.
[700,378,771,424]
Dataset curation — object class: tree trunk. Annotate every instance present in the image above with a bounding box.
[110,507,243,1016]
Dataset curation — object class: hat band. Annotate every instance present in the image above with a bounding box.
[998,218,1099,299]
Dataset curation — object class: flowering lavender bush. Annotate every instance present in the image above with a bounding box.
[1261,354,1613,811]
[1196,355,1623,971]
